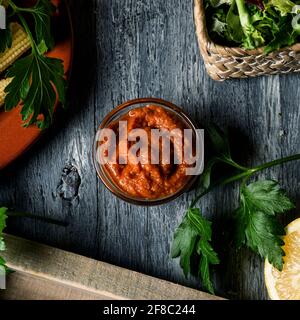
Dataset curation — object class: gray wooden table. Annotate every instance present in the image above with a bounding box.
[0,0,299,300]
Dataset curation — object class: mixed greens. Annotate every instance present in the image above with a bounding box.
[205,0,300,53]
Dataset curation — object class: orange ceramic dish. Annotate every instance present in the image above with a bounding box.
[0,0,72,170]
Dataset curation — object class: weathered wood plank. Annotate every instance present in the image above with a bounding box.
[0,235,222,300]
[2,272,104,300]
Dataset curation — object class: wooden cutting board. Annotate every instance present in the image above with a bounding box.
[0,235,224,300]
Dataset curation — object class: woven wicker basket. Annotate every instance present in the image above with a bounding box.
[194,0,300,81]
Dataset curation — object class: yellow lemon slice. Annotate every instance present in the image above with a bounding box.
[265,218,300,300]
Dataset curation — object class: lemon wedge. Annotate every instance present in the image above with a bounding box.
[265,218,300,300]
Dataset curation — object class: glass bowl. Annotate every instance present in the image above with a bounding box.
[93,98,201,206]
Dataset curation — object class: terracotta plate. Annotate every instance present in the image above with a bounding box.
[0,0,73,170]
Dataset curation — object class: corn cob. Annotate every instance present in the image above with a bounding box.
[0,22,31,74]
[0,77,12,107]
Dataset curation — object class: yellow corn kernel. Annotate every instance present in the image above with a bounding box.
[0,22,31,74]
[0,78,12,107]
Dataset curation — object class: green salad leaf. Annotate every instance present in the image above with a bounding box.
[205,0,300,53]
[268,0,296,16]
[236,0,265,48]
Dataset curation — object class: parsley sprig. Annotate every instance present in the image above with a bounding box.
[0,206,67,277]
[171,125,300,294]
[1,0,66,129]
[172,208,220,294]
[0,208,8,274]
[0,29,12,53]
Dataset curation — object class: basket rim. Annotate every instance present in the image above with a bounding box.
[194,0,300,56]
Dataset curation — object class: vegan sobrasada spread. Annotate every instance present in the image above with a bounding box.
[97,104,197,200]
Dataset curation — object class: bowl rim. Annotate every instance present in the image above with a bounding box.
[92,98,201,206]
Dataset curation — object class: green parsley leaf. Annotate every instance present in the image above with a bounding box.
[171,214,198,277]
[197,239,220,294]
[207,124,231,158]
[188,208,213,240]
[5,53,66,129]
[0,28,12,53]
[173,123,300,296]
[197,238,220,265]
[0,255,5,268]
[0,207,8,252]
[235,180,295,270]
[199,256,214,294]
[242,180,295,215]
[29,0,55,50]
[2,0,66,129]
[0,207,8,273]
[0,259,7,279]
[172,208,219,294]
[198,158,218,190]
[198,125,233,191]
